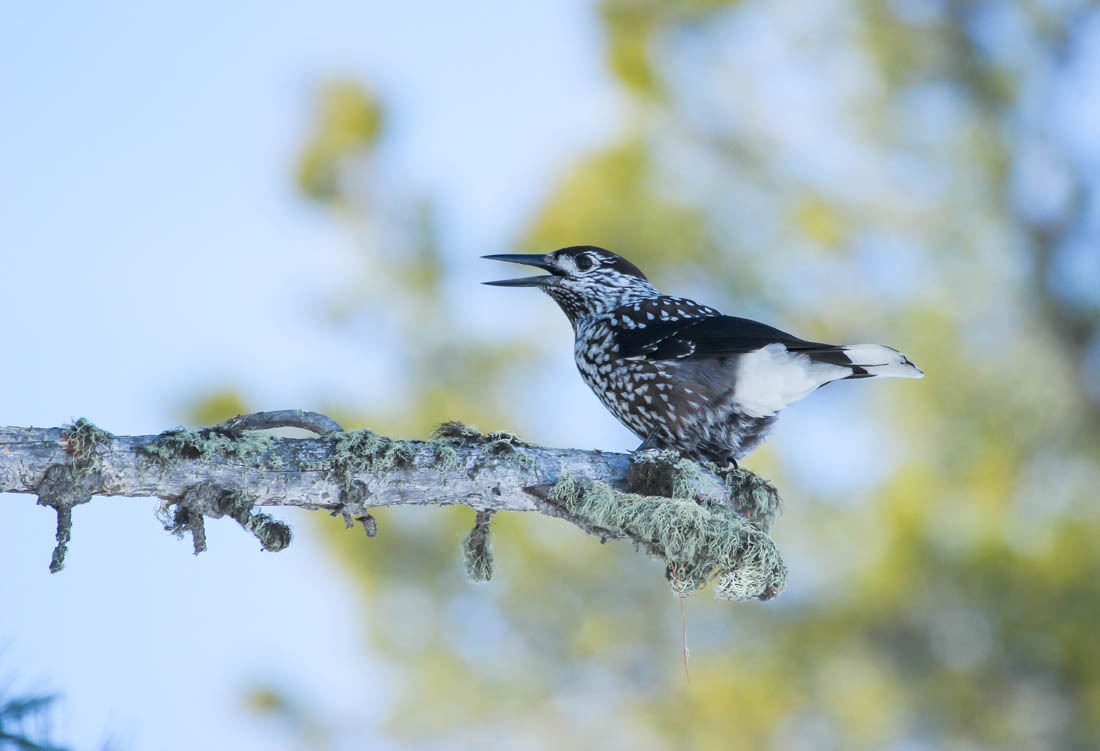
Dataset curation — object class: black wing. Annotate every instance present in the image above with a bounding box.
[617,314,853,366]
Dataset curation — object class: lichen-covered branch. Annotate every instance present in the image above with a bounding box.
[0,413,787,600]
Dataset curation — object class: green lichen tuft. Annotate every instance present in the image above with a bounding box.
[139,428,274,467]
[243,511,293,552]
[330,429,416,491]
[629,451,783,531]
[627,450,706,500]
[431,421,535,470]
[723,468,783,528]
[62,418,113,473]
[461,510,494,583]
[548,472,786,601]
[431,421,530,450]
[431,421,487,444]
[430,441,461,472]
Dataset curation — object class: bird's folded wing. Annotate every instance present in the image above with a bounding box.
[616,315,848,363]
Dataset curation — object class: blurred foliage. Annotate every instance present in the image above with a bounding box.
[296,80,383,205]
[240,686,328,751]
[182,388,250,427]
[525,139,716,273]
[600,0,739,97]
[0,691,66,751]
[232,1,1100,749]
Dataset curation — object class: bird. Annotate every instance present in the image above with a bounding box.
[484,245,923,466]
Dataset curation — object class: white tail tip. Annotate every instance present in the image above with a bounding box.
[843,344,924,379]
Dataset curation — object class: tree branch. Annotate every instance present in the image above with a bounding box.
[0,413,787,601]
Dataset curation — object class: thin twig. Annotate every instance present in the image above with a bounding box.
[209,410,344,436]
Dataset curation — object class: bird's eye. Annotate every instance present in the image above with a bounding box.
[575,254,596,272]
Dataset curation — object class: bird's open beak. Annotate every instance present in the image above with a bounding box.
[481,253,558,287]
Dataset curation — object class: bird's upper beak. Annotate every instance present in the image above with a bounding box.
[481,253,559,287]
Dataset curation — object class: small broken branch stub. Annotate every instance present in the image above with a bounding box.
[36,464,97,573]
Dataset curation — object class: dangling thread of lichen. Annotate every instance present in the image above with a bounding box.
[462,509,495,583]
[670,562,691,683]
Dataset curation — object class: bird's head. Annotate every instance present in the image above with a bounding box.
[483,246,658,326]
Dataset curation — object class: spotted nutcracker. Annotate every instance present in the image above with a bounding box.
[484,246,923,466]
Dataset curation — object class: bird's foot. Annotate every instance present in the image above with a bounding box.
[633,431,667,454]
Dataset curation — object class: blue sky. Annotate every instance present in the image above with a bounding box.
[0,2,619,749]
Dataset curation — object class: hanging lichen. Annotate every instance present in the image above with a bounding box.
[547,472,787,601]
[461,509,495,582]
[722,467,783,528]
[160,481,292,554]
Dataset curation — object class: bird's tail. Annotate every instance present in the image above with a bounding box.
[839,343,924,379]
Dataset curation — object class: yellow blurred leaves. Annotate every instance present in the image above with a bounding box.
[818,650,905,746]
[792,194,850,251]
[600,0,742,96]
[182,388,249,426]
[526,139,713,271]
[296,80,383,204]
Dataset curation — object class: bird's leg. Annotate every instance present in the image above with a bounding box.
[634,430,666,453]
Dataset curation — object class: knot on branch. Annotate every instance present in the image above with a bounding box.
[34,419,113,573]
[163,482,292,554]
[461,509,495,582]
[334,503,378,538]
[546,472,787,601]
[36,464,97,573]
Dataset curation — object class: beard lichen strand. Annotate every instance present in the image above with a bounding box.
[461,509,495,583]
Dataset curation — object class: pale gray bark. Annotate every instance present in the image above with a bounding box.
[0,420,752,517]
[0,426,721,512]
[0,414,786,600]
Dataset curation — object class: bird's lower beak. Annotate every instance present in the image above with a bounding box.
[481,253,558,287]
